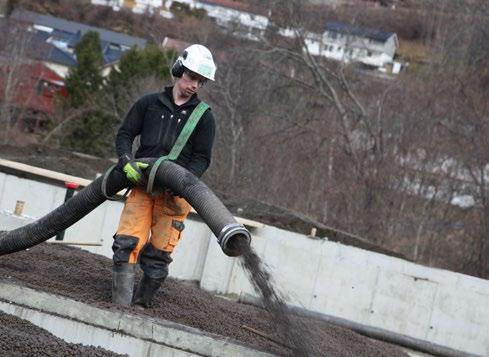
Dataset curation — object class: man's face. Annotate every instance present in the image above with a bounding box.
[176,69,208,98]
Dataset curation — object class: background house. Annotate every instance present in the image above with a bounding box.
[9,9,147,78]
[322,21,399,70]
[0,8,148,136]
[296,20,401,73]
[0,62,66,132]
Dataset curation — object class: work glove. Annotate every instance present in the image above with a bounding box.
[118,154,149,186]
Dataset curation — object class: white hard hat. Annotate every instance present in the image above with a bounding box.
[179,44,216,81]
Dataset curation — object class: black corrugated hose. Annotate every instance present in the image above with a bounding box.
[0,159,250,257]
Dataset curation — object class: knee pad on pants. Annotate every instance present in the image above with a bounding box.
[139,243,173,280]
[112,235,139,265]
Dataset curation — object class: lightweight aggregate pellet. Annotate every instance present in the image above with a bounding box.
[0,243,406,356]
[0,311,126,356]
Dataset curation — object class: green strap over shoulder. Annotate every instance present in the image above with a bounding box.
[146,101,210,194]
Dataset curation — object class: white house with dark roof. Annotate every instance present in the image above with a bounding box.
[299,21,400,72]
[10,9,147,78]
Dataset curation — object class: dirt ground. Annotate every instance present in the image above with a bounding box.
[0,243,408,356]
[0,144,114,179]
[0,311,125,356]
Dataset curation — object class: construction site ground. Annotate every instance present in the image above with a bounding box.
[0,310,124,356]
[0,243,409,356]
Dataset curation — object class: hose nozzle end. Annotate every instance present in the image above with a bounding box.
[217,224,251,257]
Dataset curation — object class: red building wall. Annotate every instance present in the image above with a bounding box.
[0,62,66,131]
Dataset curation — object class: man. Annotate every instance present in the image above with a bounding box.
[112,44,217,307]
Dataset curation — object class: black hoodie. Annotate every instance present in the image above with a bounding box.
[115,86,216,178]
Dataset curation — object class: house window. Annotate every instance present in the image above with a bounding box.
[109,43,121,51]
[367,51,372,57]
[331,32,337,40]
[36,80,48,95]
[36,80,58,97]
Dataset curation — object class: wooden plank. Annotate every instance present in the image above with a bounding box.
[0,158,92,187]
[235,216,265,229]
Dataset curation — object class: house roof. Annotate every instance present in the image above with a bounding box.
[11,9,147,48]
[103,44,124,65]
[10,9,146,48]
[325,21,395,43]
[0,19,77,68]
[29,32,79,67]
[7,9,148,68]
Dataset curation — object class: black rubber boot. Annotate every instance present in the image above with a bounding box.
[111,263,136,306]
[133,275,163,309]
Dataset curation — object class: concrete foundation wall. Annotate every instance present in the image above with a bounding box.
[0,167,488,356]
[0,282,271,357]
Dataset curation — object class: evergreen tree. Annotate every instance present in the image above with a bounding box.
[107,44,176,115]
[61,31,113,155]
[108,44,175,90]
[65,31,104,108]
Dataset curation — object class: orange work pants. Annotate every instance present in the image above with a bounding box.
[115,187,192,264]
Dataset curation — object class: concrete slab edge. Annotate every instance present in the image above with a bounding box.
[0,300,197,357]
[0,281,273,357]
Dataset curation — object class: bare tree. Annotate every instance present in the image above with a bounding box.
[0,20,33,143]
[44,73,167,156]
[202,0,481,275]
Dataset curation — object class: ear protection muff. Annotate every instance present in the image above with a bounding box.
[171,50,188,78]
